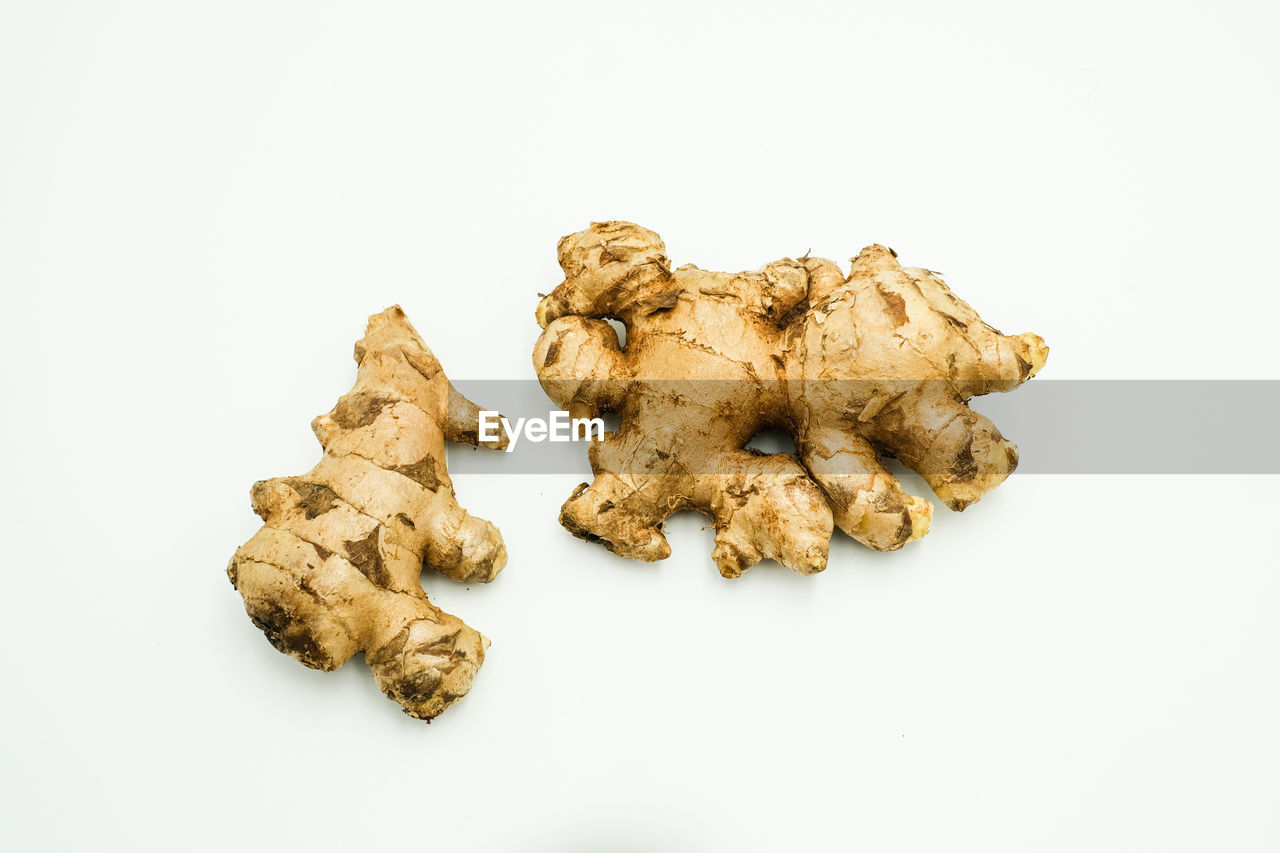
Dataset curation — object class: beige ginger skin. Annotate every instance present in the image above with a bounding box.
[534,222,1047,577]
[228,306,507,720]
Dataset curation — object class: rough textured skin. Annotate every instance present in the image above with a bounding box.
[228,306,507,720]
[534,222,1048,577]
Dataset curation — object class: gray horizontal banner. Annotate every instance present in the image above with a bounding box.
[443,380,1280,476]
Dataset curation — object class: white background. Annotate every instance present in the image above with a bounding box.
[3,1,1278,850]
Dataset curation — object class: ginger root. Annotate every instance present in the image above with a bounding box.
[228,306,507,720]
[534,222,1048,577]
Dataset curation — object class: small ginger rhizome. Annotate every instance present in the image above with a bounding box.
[228,307,508,721]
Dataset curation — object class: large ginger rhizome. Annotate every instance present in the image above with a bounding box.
[534,222,1048,577]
